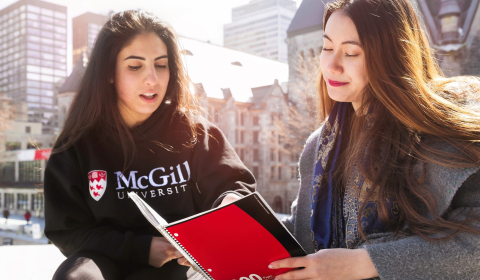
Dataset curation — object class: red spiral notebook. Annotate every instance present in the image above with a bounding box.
[129,192,306,280]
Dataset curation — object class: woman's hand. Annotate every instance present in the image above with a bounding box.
[269,248,378,280]
[218,193,242,207]
[148,237,182,267]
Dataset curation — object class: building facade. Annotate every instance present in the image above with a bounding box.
[0,147,49,217]
[0,0,67,135]
[72,12,107,66]
[224,0,297,62]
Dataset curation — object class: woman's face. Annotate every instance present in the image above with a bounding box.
[113,32,170,128]
[320,10,368,111]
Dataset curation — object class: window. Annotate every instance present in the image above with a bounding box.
[25,126,31,133]
[240,149,244,161]
[41,97,52,104]
[290,166,297,179]
[235,130,238,144]
[290,152,297,162]
[19,160,41,182]
[5,142,21,151]
[253,149,259,162]
[54,11,66,20]
[278,151,282,162]
[41,8,54,17]
[253,131,259,143]
[0,162,15,182]
[4,193,14,209]
[270,148,275,161]
[271,166,275,179]
[40,15,54,24]
[41,30,53,38]
[27,13,39,20]
[27,65,40,72]
[27,96,40,102]
[278,166,282,180]
[271,112,276,124]
[240,112,245,126]
[17,194,29,210]
[241,131,245,144]
[253,116,259,126]
[32,193,44,210]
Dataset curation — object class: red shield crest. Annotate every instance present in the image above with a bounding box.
[88,170,107,201]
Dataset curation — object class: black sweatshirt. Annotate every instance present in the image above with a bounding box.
[44,102,255,266]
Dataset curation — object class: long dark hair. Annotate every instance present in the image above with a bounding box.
[54,10,200,169]
[318,0,480,241]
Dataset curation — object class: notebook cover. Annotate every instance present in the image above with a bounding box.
[166,193,306,280]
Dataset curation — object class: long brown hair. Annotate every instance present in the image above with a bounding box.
[318,0,480,241]
[54,10,200,169]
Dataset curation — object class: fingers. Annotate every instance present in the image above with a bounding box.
[269,256,306,269]
[177,257,192,266]
[274,268,310,280]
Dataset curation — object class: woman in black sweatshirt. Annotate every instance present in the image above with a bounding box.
[44,10,255,280]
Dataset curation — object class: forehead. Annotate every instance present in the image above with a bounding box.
[324,11,360,42]
[119,32,168,57]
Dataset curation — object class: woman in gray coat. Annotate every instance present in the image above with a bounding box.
[268,0,480,279]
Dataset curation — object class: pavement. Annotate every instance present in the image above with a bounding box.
[0,244,66,279]
[0,214,48,245]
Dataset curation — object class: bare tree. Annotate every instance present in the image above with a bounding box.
[0,93,15,153]
[271,52,322,165]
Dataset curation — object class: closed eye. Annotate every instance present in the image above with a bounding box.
[322,48,333,51]
[155,64,167,68]
[128,65,141,71]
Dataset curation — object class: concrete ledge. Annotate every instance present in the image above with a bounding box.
[0,244,65,280]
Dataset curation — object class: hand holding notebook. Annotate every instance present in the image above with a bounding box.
[128,192,306,280]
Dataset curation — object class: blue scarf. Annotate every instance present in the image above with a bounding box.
[310,102,396,250]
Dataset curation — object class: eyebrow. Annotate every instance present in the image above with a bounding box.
[124,55,168,61]
[323,34,361,46]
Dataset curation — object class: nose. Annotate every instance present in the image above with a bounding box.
[144,65,159,86]
[326,51,343,75]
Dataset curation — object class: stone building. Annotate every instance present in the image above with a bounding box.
[412,0,480,76]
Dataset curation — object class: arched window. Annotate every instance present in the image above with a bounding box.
[309,48,315,58]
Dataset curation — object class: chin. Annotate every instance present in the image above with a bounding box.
[327,90,353,103]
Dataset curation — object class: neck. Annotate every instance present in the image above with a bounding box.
[118,105,151,130]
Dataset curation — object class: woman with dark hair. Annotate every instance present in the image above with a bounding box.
[267,0,480,279]
[44,10,255,280]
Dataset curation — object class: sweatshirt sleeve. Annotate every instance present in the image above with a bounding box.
[190,119,256,211]
[44,150,153,264]
[358,169,480,280]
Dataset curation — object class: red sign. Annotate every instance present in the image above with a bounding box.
[34,149,52,160]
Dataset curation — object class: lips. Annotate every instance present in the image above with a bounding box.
[328,79,349,87]
[139,93,158,103]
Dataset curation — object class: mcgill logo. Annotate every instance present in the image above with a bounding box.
[114,161,190,190]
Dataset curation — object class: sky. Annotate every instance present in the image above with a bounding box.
[0,0,303,74]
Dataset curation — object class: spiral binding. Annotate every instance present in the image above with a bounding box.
[163,227,213,280]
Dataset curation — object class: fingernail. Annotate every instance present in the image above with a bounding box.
[268,264,273,269]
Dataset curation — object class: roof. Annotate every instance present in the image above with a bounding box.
[287,0,331,37]
[58,55,86,94]
[179,37,288,103]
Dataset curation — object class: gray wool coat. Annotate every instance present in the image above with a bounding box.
[282,126,480,280]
